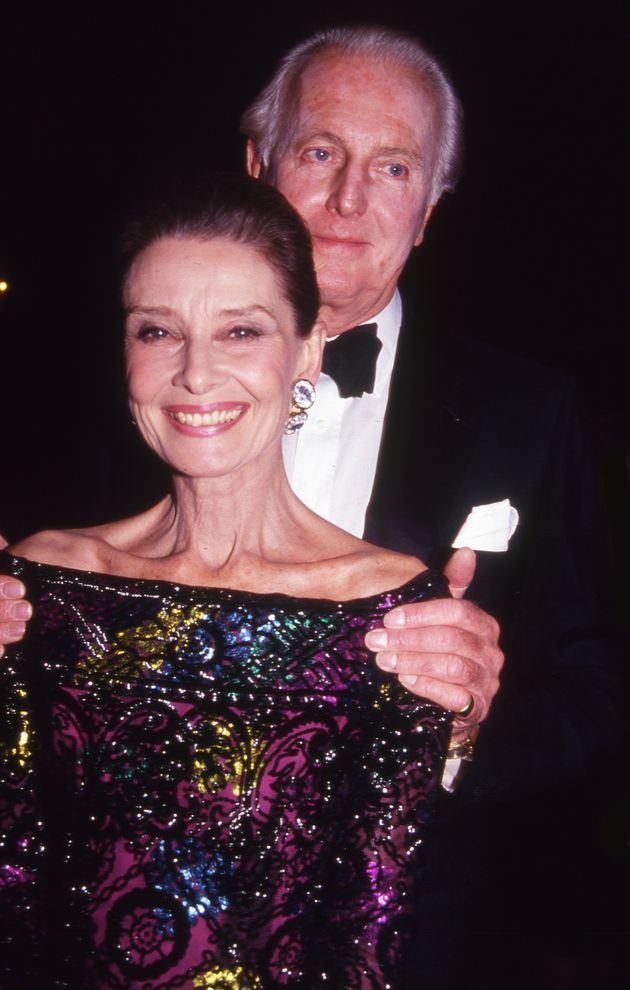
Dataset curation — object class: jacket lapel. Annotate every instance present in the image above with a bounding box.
[364,308,473,564]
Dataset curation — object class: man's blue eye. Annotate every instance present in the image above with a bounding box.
[386,164,406,177]
[307,149,330,161]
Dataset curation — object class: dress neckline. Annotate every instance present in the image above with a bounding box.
[1,550,443,611]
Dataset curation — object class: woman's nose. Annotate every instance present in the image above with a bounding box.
[171,339,226,395]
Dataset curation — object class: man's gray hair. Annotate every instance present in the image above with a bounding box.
[240,25,463,206]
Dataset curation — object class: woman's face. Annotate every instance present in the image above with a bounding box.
[124,236,322,481]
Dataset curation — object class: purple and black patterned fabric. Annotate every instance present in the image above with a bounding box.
[0,551,450,989]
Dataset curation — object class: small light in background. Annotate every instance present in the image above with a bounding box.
[0,280,8,294]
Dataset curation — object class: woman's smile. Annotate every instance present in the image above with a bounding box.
[164,402,248,436]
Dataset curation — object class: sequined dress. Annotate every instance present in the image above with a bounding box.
[0,551,451,990]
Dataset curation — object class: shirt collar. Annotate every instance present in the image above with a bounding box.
[325,290,402,345]
[370,289,402,349]
[370,290,402,396]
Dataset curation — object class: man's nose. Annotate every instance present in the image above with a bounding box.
[325,162,368,217]
[172,339,226,395]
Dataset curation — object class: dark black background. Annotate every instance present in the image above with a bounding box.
[0,4,629,972]
[1,1,627,543]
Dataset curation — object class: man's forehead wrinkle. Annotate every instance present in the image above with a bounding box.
[292,61,434,160]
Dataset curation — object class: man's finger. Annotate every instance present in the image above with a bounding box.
[375,649,485,687]
[0,577,32,647]
[443,547,476,600]
[0,597,32,624]
[369,624,494,667]
[378,598,499,642]
[388,671,479,713]
[0,621,27,643]
[0,578,25,600]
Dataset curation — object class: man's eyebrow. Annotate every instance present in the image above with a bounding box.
[291,129,344,148]
[378,146,426,169]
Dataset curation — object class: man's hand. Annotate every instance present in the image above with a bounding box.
[365,549,503,734]
[0,535,32,658]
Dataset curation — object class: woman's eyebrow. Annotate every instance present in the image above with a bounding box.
[125,304,276,319]
[217,305,276,319]
[124,304,174,317]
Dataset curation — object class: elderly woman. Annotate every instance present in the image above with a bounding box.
[0,175,451,990]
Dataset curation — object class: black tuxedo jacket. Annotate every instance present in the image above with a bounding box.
[362,301,624,980]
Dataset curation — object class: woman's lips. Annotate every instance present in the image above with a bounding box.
[163,403,248,436]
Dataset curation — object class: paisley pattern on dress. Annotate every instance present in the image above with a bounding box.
[0,552,451,989]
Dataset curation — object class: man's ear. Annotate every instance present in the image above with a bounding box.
[246,140,262,179]
[297,321,327,384]
[413,203,435,248]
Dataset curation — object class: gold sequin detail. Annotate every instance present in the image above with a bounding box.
[193,963,262,988]
[75,603,211,681]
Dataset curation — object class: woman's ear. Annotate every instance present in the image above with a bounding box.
[296,321,327,384]
[246,140,262,178]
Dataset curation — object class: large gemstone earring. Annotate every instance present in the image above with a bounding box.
[284,379,316,435]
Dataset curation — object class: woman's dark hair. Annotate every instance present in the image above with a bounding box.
[119,172,320,337]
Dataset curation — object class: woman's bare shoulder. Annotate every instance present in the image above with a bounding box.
[355,547,427,595]
[314,545,427,601]
[7,501,168,573]
[8,528,109,571]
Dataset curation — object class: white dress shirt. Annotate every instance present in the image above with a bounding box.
[283,292,402,534]
[284,295,462,787]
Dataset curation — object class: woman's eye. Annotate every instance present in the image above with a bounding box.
[228,326,262,341]
[136,325,170,341]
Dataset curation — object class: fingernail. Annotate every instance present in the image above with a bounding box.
[376,653,397,671]
[399,674,418,688]
[366,629,388,649]
[384,611,405,627]
[11,601,32,619]
[4,581,24,599]
[8,621,26,638]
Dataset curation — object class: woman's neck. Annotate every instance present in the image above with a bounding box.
[122,450,332,581]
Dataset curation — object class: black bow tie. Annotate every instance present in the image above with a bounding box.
[322,323,382,398]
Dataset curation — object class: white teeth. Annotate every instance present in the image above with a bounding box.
[169,408,243,427]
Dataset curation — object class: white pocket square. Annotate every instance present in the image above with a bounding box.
[451,498,519,552]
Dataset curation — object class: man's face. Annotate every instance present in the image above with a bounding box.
[258,53,436,331]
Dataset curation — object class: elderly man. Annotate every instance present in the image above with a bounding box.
[0,24,620,983]
[241,26,620,982]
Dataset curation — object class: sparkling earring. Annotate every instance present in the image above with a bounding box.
[284,379,316,434]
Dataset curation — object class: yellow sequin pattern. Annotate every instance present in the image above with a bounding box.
[193,964,262,988]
